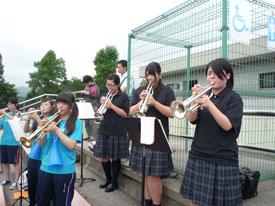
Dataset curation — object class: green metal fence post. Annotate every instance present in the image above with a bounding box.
[127,33,133,95]
[222,0,228,58]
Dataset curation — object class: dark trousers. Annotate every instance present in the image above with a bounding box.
[36,170,76,206]
[27,158,41,206]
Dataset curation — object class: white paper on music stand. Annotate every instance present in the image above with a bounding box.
[7,119,25,142]
[76,102,96,120]
[140,117,155,145]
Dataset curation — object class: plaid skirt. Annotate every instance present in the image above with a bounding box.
[180,157,243,206]
[129,145,173,177]
[93,134,129,159]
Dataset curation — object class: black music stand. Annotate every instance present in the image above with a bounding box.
[121,117,172,206]
[11,143,29,206]
[76,102,97,187]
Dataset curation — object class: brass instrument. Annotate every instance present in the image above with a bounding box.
[95,90,114,119]
[20,109,41,116]
[0,108,20,120]
[133,81,153,118]
[20,111,61,148]
[170,82,214,119]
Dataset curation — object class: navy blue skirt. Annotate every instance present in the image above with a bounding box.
[180,157,243,206]
[129,145,173,177]
[94,134,129,159]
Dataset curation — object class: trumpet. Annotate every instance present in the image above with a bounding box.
[0,108,20,120]
[133,81,153,118]
[170,82,214,119]
[20,111,61,148]
[20,109,41,116]
[95,91,114,119]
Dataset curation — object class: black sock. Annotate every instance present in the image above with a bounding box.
[111,159,121,186]
[144,199,153,206]
[101,161,112,183]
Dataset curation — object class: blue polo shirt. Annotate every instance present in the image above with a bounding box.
[0,114,19,146]
[40,118,82,174]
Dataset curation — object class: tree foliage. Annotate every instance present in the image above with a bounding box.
[93,46,118,89]
[26,50,67,98]
[0,54,17,106]
[62,77,83,92]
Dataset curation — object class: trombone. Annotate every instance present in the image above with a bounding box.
[95,91,114,119]
[133,81,153,118]
[20,109,41,116]
[20,111,61,148]
[170,82,214,119]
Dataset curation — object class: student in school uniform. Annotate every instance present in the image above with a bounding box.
[36,91,82,206]
[180,58,243,206]
[0,97,21,190]
[129,62,176,206]
[94,73,130,192]
[23,98,55,206]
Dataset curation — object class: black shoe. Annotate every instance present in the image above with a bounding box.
[99,181,111,189]
[105,183,118,192]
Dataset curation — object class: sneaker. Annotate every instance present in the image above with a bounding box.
[9,182,17,190]
[1,180,10,185]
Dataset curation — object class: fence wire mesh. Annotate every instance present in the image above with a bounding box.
[128,0,275,180]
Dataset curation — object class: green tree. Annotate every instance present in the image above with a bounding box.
[0,54,17,106]
[93,46,118,89]
[26,50,67,98]
[62,77,83,92]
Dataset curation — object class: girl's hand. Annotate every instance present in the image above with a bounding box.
[146,95,156,106]
[43,122,58,133]
[196,95,212,109]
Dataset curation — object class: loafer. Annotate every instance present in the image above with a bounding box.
[105,183,118,192]
[99,181,111,189]
[1,180,10,185]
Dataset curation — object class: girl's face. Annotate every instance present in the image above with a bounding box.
[146,72,160,88]
[56,101,71,117]
[206,67,229,93]
[7,102,17,111]
[106,79,119,94]
[40,101,53,115]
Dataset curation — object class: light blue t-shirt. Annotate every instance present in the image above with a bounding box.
[40,118,82,174]
[29,140,43,160]
[0,114,19,146]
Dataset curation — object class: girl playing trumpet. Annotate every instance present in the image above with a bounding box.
[0,97,21,190]
[94,73,130,192]
[23,98,55,206]
[36,92,82,206]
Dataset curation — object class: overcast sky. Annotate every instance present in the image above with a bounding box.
[0,0,184,87]
[1,0,274,87]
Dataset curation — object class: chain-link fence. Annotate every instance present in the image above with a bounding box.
[127,0,275,180]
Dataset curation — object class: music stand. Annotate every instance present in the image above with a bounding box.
[121,117,172,206]
[8,119,29,205]
[76,102,97,187]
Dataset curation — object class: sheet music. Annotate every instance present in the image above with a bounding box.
[7,119,26,142]
[76,102,96,120]
[140,117,155,145]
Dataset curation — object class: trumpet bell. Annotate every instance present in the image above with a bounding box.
[170,101,186,119]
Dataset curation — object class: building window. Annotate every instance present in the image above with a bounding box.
[183,79,198,90]
[167,83,179,90]
[259,72,275,88]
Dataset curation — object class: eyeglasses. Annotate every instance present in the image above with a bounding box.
[106,83,117,87]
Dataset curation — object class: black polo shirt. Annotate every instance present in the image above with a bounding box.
[131,83,176,137]
[189,87,243,166]
[98,91,129,136]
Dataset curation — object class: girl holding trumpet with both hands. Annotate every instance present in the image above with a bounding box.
[93,73,130,193]
[35,91,82,206]
[129,62,176,206]
[0,97,21,190]
[179,58,243,206]
[22,98,55,206]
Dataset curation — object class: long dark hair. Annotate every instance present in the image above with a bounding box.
[205,58,234,88]
[145,62,162,85]
[56,91,79,135]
